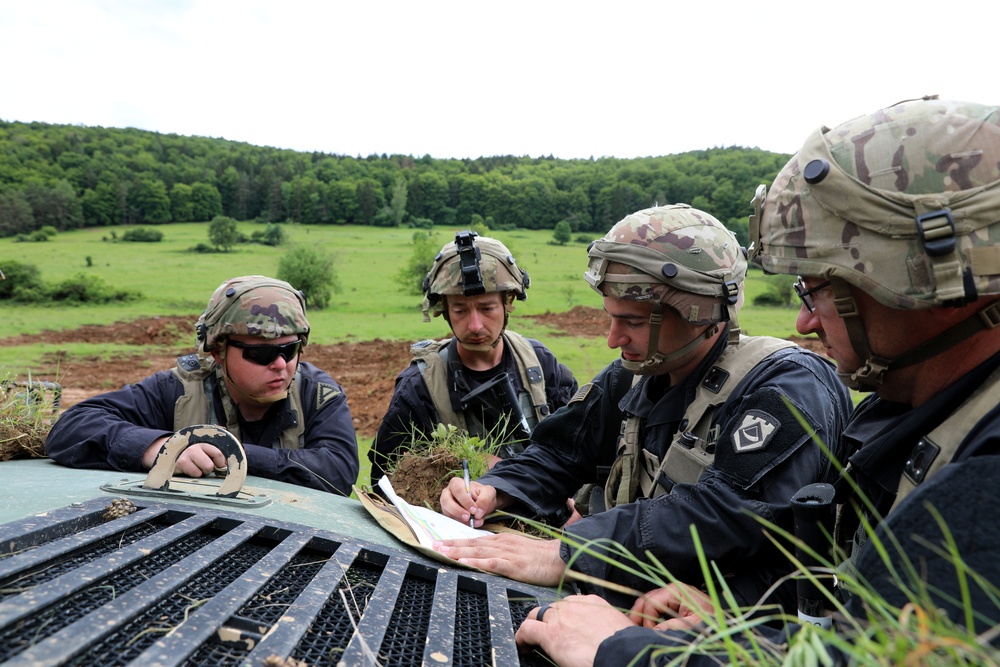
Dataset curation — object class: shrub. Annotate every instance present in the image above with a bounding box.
[277,244,340,310]
[408,217,434,230]
[48,273,141,304]
[121,227,164,242]
[0,261,45,300]
[395,230,440,295]
[551,220,572,245]
[753,274,797,308]
[250,223,286,246]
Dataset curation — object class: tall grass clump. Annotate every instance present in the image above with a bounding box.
[0,375,61,460]
[502,403,1000,666]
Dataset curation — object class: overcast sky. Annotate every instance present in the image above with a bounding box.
[1,0,994,160]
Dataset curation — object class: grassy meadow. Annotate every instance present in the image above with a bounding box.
[0,221,804,481]
[0,221,802,343]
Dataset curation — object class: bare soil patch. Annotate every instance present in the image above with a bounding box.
[1,307,615,438]
[1,306,827,505]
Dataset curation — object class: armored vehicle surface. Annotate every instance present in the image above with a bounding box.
[0,455,554,667]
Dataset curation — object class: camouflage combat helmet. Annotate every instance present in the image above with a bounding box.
[749,96,1000,390]
[196,275,310,353]
[421,231,529,321]
[585,204,747,372]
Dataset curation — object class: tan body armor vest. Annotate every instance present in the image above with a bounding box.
[891,363,1000,511]
[410,331,549,437]
[605,336,796,509]
[834,362,1000,569]
[171,354,305,450]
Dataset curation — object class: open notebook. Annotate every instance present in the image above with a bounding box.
[376,475,492,547]
[354,477,498,568]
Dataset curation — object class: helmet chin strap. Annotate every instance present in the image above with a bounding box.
[832,280,1000,392]
[621,303,720,374]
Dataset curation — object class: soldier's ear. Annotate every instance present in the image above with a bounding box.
[211,345,226,365]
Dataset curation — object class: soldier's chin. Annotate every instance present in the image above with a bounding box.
[459,339,497,352]
[247,388,289,404]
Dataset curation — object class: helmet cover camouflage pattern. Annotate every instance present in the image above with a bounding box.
[422,232,529,319]
[585,204,746,325]
[750,97,1000,309]
[197,275,310,351]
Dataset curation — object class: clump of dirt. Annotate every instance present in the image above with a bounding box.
[387,447,463,513]
[0,420,52,460]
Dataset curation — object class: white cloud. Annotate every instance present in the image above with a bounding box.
[0,0,995,159]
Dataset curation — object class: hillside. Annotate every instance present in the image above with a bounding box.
[0,119,790,240]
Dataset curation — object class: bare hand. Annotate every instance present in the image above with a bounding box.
[563,497,584,526]
[143,437,227,478]
[173,442,228,477]
[433,533,565,586]
[515,595,633,667]
[440,477,500,527]
[628,583,714,631]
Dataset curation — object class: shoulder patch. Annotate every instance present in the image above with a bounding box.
[732,409,780,453]
[714,386,813,490]
[569,383,594,404]
[316,382,342,409]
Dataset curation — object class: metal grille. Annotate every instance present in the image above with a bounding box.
[289,558,384,665]
[454,586,492,667]
[0,497,555,666]
[376,571,435,664]
[0,521,163,603]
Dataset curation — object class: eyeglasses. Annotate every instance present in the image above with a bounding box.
[227,339,302,366]
[793,279,832,313]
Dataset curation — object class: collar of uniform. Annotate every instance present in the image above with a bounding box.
[846,350,1000,500]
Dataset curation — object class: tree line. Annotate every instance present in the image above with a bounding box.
[0,120,791,243]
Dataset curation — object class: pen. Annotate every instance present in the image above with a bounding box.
[462,459,475,528]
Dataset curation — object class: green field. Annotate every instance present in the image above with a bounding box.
[0,222,805,486]
[0,221,802,357]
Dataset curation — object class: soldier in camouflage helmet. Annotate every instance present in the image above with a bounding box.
[518,99,1000,667]
[421,230,529,328]
[749,96,1000,394]
[46,275,359,495]
[583,204,747,374]
[197,275,312,353]
[371,231,579,485]
[437,206,852,620]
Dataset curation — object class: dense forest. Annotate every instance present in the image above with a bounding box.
[0,119,791,243]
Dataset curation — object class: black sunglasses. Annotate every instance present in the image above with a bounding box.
[227,339,303,366]
[793,279,832,313]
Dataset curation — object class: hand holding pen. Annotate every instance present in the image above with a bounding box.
[462,459,475,528]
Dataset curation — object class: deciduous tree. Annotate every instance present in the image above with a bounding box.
[208,215,239,252]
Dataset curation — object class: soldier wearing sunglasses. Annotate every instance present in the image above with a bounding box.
[45,275,359,495]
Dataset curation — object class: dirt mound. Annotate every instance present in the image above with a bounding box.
[388,448,463,512]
